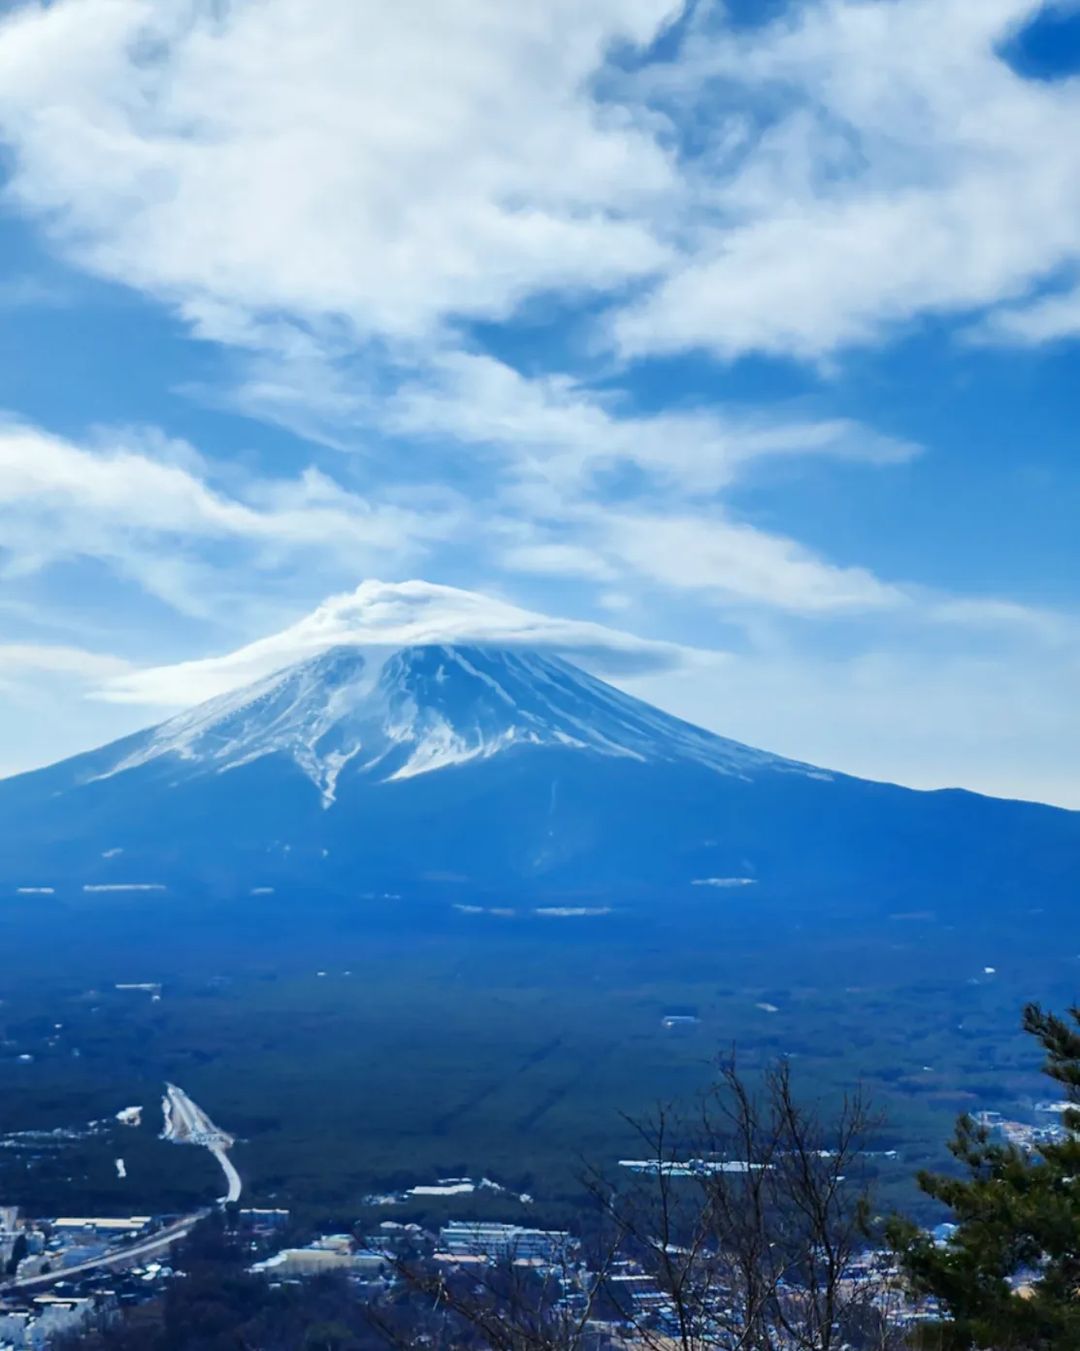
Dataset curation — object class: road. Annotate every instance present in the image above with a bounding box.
[211,1145,242,1204]
[6,1211,209,1294]
[3,1083,242,1296]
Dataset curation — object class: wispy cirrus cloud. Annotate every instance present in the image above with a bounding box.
[0,642,131,679]
[597,512,903,613]
[977,281,1080,345]
[0,0,1065,636]
[0,421,457,617]
[383,352,919,495]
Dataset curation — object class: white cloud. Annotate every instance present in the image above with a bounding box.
[0,0,677,343]
[0,642,130,678]
[0,422,453,614]
[385,352,919,496]
[0,0,1076,380]
[4,0,1075,373]
[613,0,1080,360]
[979,283,1080,345]
[499,541,620,583]
[98,578,713,706]
[188,343,923,620]
[601,512,903,612]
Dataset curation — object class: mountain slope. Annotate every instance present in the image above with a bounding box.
[86,644,818,802]
[1,642,1077,908]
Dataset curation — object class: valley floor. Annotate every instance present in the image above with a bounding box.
[0,888,1074,1226]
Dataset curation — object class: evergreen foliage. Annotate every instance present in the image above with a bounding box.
[890,1004,1080,1349]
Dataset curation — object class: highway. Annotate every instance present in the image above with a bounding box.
[7,1211,209,1294]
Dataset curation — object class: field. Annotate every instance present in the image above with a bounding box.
[0,886,1076,1228]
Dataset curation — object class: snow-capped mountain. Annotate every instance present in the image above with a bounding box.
[92,644,816,807]
[1,642,1078,905]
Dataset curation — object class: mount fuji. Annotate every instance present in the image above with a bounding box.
[1,642,1078,909]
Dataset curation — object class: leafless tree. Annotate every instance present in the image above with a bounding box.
[588,1058,899,1351]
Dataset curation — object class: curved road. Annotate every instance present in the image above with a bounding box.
[211,1145,242,1205]
[4,1083,242,1296]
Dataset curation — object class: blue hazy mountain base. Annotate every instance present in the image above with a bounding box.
[0,642,1077,913]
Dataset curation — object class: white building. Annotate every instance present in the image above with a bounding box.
[438,1222,574,1264]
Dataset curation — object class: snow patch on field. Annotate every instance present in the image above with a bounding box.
[533,907,612,917]
[84,883,166,893]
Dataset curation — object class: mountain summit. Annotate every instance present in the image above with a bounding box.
[1,643,1077,905]
[92,644,810,807]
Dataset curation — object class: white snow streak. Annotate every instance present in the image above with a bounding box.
[85,643,820,800]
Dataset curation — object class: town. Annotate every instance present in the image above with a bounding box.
[0,1202,948,1349]
[0,1087,1072,1348]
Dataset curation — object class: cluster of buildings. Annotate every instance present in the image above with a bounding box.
[974,1103,1073,1151]
[0,1207,297,1349]
[435,1220,573,1265]
[0,1294,102,1351]
[0,1211,157,1284]
[249,1211,949,1345]
[0,1190,964,1349]
[251,1232,390,1280]
[248,1219,573,1285]
[361,1173,534,1206]
[0,1209,171,1349]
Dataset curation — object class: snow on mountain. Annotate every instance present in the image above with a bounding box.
[92,643,818,807]
[3,639,1079,906]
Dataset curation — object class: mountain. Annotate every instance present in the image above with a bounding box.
[1,642,1078,911]
[87,644,806,805]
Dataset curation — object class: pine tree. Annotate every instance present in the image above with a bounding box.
[890,1003,1080,1349]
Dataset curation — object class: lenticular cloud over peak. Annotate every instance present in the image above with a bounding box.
[99,579,707,708]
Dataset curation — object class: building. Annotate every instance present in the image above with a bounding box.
[52,1218,150,1236]
[251,1241,390,1279]
[438,1222,574,1265]
[239,1208,290,1230]
[0,1295,97,1350]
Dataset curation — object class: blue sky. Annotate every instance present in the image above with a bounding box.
[1,0,1080,805]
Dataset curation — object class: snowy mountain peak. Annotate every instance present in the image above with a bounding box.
[93,643,819,806]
